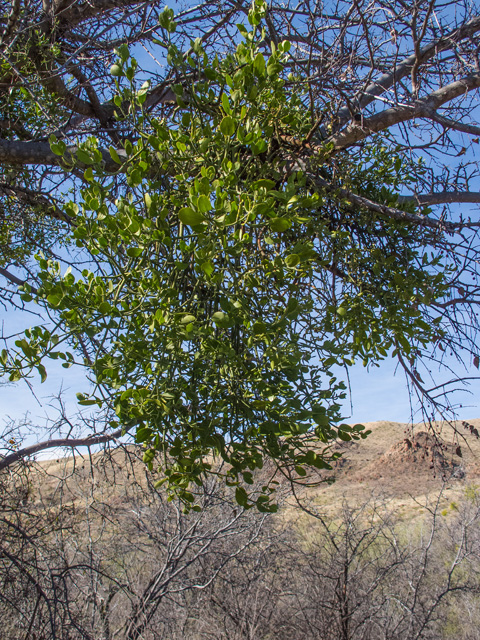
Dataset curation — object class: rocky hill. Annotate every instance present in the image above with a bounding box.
[297,419,480,517]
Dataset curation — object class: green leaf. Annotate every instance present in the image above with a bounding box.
[253,179,276,190]
[285,254,300,268]
[98,301,111,314]
[235,486,248,507]
[49,135,66,156]
[144,193,153,211]
[197,195,211,213]
[109,146,123,164]
[212,311,227,325]
[253,52,266,76]
[220,116,235,137]
[76,149,94,165]
[47,294,62,307]
[252,139,268,155]
[126,247,143,258]
[178,207,206,225]
[201,261,214,277]
[37,364,47,383]
[117,44,130,62]
[77,397,98,406]
[237,23,248,36]
[221,92,232,114]
[269,217,291,232]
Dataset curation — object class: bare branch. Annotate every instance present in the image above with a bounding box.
[399,192,480,206]
[334,15,480,129]
[0,267,39,294]
[312,176,479,231]
[331,73,480,149]
[0,426,131,472]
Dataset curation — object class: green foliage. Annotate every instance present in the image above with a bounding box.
[0,1,449,509]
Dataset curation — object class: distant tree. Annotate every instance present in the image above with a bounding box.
[1,0,480,504]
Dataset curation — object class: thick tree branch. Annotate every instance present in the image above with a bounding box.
[42,0,149,31]
[0,182,72,222]
[0,0,21,47]
[0,267,39,294]
[0,426,131,472]
[426,111,480,137]
[0,137,125,171]
[399,192,480,206]
[331,73,480,149]
[334,14,480,129]
[312,176,479,231]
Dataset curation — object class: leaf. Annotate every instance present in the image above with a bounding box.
[98,301,111,314]
[253,178,276,190]
[47,294,62,307]
[144,193,153,211]
[37,364,47,383]
[117,44,130,62]
[474,355,479,369]
[212,311,226,323]
[252,139,268,155]
[237,23,248,36]
[180,314,196,324]
[253,52,266,76]
[235,486,248,507]
[221,92,231,114]
[178,207,206,225]
[109,146,123,164]
[126,247,143,257]
[285,254,300,268]
[197,195,211,213]
[76,149,94,165]
[201,260,214,277]
[77,397,98,406]
[220,116,235,137]
[269,217,291,232]
[49,135,66,156]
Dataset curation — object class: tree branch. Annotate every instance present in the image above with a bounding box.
[399,192,480,206]
[0,182,72,222]
[0,137,125,171]
[312,176,480,231]
[0,426,131,472]
[331,73,480,149]
[334,15,480,129]
[0,267,39,294]
[425,111,480,137]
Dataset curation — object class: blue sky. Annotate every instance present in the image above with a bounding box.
[2,321,478,432]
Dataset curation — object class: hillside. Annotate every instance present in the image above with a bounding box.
[4,419,480,640]
[34,419,480,514]
[297,419,480,517]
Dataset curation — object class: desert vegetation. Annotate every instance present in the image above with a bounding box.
[2,424,480,640]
